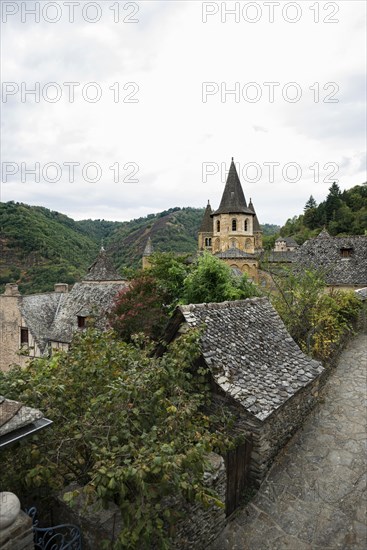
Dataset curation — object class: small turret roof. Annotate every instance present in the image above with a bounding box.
[143,237,154,256]
[316,228,331,239]
[248,198,262,232]
[199,201,213,232]
[212,159,253,215]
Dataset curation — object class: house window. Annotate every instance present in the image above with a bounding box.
[77,316,86,328]
[244,219,248,231]
[340,248,353,258]
[20,327,29,346]
[232,219,237,231]
[205,237,212,247]
[216,220,220,232]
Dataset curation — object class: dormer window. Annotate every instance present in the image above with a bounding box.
[77,316,86,329]
[216,220,220,232]
[340,247,353,258]
[20,327,29,346]
[232,219,237,231]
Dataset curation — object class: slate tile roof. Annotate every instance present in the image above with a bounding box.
[212,159,253,216]
[215,247,257,259]
[295,235,367,286]
[174,298,324,422]
[21,293,63,353]
[49,281,127,343]
[275,236,299,247]
[83,247,124,282]
[199,201,214,233]
[143,237,154,256]
[0,395,43,437]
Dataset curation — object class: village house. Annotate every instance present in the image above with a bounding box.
[164,297,324,514]
[274,236,299,252]
[0,248,128,371]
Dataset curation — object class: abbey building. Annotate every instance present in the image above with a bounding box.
[198,158,263,280]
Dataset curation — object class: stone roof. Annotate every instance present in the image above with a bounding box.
[83,248,124,282]
[248,199,262,232]
[143,237,154,256]
[21,293,63,353]
[199,201,213,233]
[215,247,257,260]
[49,281,128,343]
[212,159,253,216]
[170,298,323,422]
[0,396,44,437]
[262,251,296,263]
[295,235,367,286]
[316,228,331,239]
[355,287,367,301]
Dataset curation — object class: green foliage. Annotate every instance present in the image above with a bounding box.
[183,253,260,305]
[270,267,362,362]
[0,329,228,549]
[280,184,366,243]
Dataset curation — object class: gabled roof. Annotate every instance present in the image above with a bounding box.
[248,199,262,232]
[83,247,124,282]
[167,298,323,421]
[212,159,253,216]
[21,293,63,352]
[49,281,128,343]
[199,201,213,233]
[295,235,367,286]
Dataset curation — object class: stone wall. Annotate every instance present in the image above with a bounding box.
[0,511,34,550]
[212,374,323,487]
[54,454,226,549]
[0,289,22,371]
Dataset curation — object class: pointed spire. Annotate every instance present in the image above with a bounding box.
[213,158,253,215]
[83,248,123,281]
[143,236,154,256]
[199,201,213,232]
[248,198,261,231]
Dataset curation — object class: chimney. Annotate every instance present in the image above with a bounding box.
[54,283,69,293]
[4,283,20,296]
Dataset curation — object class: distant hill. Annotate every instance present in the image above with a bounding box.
[0,201,281,294]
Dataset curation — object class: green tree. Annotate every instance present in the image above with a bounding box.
[0,329,228,549]
[183,253,260,305]
[304,195,317,211]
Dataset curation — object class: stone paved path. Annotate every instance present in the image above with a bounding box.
[210,333,367,549]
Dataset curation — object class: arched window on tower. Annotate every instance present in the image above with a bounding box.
[216,220,220,232]
[205,237,212,247]
[244,219,248,231]
[232,219,237,231]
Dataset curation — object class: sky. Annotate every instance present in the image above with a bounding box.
[1,0,366,226]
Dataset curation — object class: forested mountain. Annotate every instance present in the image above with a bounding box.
[280,183,366,244]
[0,203,206,293]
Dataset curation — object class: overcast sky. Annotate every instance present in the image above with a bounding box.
[1,0,366,225]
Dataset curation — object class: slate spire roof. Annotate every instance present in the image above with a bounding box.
[83,247,123,281]
[248,198,261,232]
[143,237,154,256]
[213,158,253,215]
[199,201,213,232]
[316,228,331,239]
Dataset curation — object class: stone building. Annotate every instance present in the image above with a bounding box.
[198,159,263,281]
[0,248,128,371]
[164,298,324,493]
[274,236,299,252]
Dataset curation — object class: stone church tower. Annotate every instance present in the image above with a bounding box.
[198,158,263,280]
